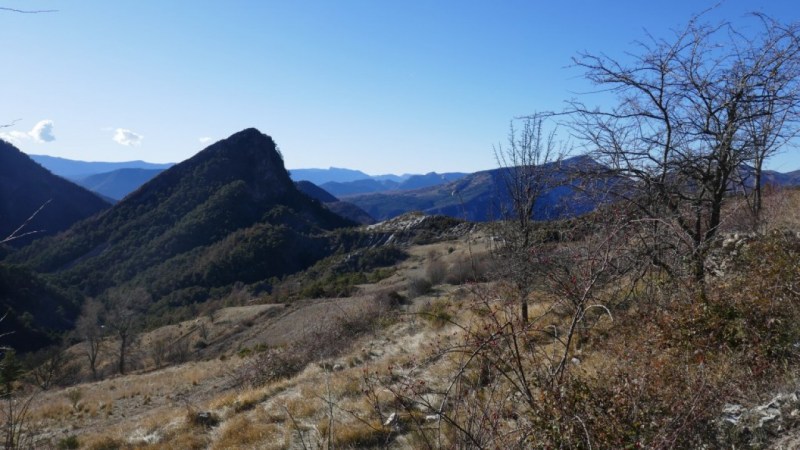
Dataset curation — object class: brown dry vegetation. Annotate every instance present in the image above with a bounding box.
[8,189,800,449]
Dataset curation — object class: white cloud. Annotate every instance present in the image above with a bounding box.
[0,119,56,144]
[29,120,55,142]
[113,128,143,146]
[198,136,213,145]
[0,130,29,144]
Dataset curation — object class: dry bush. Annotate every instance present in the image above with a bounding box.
[185,405,219,429]
[522,231,800,448]
[760,187,800,231]
[407,277,433,299]
[26,346,80,390]
[85,436,124,450]
[233,346,307,388]
[445,254,489,285]
[357,213,694,448]
[213,415,285,450]
[417,299,453,328]
[425,254,447,286]
[721,187,800,233]
[317,418,392,448]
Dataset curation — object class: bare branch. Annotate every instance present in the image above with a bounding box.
[1,200,51,245]
[0,7,57,14]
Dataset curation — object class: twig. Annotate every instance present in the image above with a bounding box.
[0,7,57,14]
[2,200,51,244]
[282,404,310,450]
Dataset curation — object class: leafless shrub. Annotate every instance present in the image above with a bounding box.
[64,389,82,411]
[148,336,169,370]
[407,277,433,299]
[373,289,406,310]
[26,346,79,390]
[185,405,219,429]
[168,335,192,365]
[425,252,447,286]
[233,346,308,388]
[360,209,633,448]
[445,255,489,285]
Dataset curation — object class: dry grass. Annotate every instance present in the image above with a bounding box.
[31,225,800,448]
[213,415,287,449]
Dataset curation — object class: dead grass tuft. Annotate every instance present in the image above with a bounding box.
[213,415,286,449]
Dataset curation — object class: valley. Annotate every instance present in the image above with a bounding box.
[3,3,800,448]
[1,126,800,448]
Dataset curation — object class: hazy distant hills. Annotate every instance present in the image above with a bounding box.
[23,149,800,224]
[741,166,800,188]
[345,156,610,222]
[319,172,468,197]
[28,155,174,201]
[11,129,355,323]
[0,140,111,245]
[30,155,467,201]
[295,181,375,224]
[74,168,166,201]
[289,167,373,185]
[320,178,399,196]
[29,154,174,180]
[398,172,469,190]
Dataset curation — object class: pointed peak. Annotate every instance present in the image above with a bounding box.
[225,127,272,142]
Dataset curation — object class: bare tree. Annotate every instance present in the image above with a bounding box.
[492,113,566,322]
[105,288,150,375]
[569,12,800,289]
[736,14,800,226]
[75,299,105,380]
[26,345,77,390]
[0,349,33,449]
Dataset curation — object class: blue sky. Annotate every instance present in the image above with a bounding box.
[2,1,799,174]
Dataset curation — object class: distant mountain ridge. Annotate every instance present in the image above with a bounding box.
[30,156,464,200]
[25,154,800,222]
[321,178,399,197]
[345,156,614,222]
[75,168,166,201]
[289,167,372,185]
[294,181,375,224]
[29,154,174,180]
[320,172,468,197]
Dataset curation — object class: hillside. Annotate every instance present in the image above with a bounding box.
[0,263,80,352]
[0,140,110,245]
[16,189,800,449]
[8,129,356,324]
